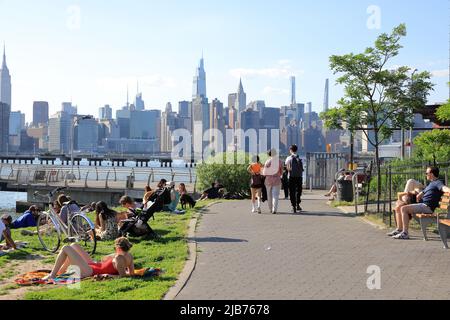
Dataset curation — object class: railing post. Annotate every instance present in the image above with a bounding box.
[189,168,192,184]
[151,168,154,183]
[84,171,90,188]
[95,166,99,181]
[0,164,3,179]
[77,166,81,180]
[105,170,110,189]
[113,167,117,182]
[171,168,175,182]
[45,169,50,186]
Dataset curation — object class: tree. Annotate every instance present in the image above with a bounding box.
[320,24,434,208]
[436,101,450,122]
[414,130,450,165]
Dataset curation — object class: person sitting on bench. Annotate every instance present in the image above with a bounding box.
[389,167,450,240]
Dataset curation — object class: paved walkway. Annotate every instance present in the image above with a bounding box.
[176,191,450,300]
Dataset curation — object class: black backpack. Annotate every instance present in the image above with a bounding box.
[289,155,304,178]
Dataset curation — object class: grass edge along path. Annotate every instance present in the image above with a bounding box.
[2,200,220,300]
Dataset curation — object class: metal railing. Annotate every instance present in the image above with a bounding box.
[0,163,197,190]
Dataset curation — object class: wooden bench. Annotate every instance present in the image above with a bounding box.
[436,193,450,249]
[414,193,450,243]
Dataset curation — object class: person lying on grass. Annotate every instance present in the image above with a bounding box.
[43,237,135,280]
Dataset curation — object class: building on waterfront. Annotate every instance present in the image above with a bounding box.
[193,56,207,99]
[235,79,247,113]
[62,102,77,116]
[27,125,48,151]
[130,109,160,140]
[323,79,329,112]
[9,111,25,135]
[0,102,10,153]
[247,100,266,120]
[160,103,178,153]
[99,104,113,120]
[74,117,99,152]
[104,138,159,154]
[116,108,131,139]
[33,101,49,126]
[0,45,11,109]
[48,111,71,153]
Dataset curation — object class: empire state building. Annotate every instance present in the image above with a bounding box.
[0,45,11,108]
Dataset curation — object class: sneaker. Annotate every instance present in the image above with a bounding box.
[292,207,297,214]
[257,208,262,214]
[296,205,302,212]
[393,232,409,240]
[252,207,256,213]
[387,229,402,237]
[272,210,277,215]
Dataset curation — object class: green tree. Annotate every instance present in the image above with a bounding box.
[436,101,450,122]
[414,130,450,165]
[320,24,434,208]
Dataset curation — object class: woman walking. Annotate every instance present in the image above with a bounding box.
[263,149,283,214]
[247,156,264,214]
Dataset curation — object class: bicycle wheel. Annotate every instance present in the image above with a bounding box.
[36,213,61,254]
[69,214,97,255]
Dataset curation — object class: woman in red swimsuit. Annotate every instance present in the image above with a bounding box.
[44,237,135,280]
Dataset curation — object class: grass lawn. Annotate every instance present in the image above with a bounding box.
[0,200,218,300]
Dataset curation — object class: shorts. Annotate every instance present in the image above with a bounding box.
[405,203,433,219]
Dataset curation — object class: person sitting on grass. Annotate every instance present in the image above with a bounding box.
[95,201,119,241]
[388,166,450,240]
[0,214,16,251]
[57,195,81,225]
[179,183,196,209]
[199,182,221,201]
[81,202,97,213]
[162,181,185,214]
[52,200,62,214]
[118,196,137,221]
[11,205,41,229]
[43,237,135,280]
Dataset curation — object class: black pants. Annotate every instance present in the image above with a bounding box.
[289,177,303,208]
[282,181,289,199]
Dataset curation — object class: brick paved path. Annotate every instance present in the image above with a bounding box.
[176,191,450,300]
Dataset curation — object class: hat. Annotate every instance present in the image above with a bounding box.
[166,181,175,188]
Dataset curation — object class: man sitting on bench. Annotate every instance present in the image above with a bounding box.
[389,167,450,240]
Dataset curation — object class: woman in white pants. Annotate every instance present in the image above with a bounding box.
[263,149,283,214]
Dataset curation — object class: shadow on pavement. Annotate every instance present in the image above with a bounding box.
[188,237,248,243]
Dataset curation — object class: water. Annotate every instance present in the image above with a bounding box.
[0,191,27,212]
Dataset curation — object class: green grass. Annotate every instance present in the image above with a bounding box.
[0,200,218,300]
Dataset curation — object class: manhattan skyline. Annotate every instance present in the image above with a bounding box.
[0,0,448,123]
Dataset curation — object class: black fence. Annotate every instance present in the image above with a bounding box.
[305,153,347,190]
[364,161,450,226]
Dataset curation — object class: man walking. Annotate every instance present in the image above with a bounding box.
[285,145,304,213]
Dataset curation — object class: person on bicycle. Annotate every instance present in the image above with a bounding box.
[43,237,135,280]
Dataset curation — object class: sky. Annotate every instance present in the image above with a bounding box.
[0,0,449,123]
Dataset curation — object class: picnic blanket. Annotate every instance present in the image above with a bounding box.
[14,270,81,286]
[15,268,163,286]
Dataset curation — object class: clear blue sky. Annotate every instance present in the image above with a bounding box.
[1,0,448,122]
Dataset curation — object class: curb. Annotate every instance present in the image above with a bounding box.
[163,202,221,300]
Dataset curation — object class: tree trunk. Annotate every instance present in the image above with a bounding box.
[374,129,381,213]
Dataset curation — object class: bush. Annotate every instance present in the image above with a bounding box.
[196,152,268,194]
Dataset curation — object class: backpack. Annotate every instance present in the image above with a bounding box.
[289,155,303,178]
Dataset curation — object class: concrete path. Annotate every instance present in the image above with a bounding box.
[176,191,450,300]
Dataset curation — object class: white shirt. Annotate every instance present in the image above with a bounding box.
[0,220,5,238]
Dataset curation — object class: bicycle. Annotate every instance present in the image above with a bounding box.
[34,187,97,254]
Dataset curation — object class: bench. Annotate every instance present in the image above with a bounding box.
[414,193,450,244]
[436,193,450,249]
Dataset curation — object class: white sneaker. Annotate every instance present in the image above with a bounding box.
[252,207,256,213]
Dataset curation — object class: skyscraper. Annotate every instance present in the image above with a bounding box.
[48,111,71,153]
[235,79,247,112]
[9,111,25,135]
[62,102,77,115]
[75,117,99,152]
[99,104,113,120]
[192,56,207,99]
[290,76,296,106]
[0,45,12,108]
[33,101,49,126]
[209,98,226,153]
[135,92,145,111]
[0,102,10,153]
[323,79,329,112]
[178,101,191,118]
[228,93,237,109]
